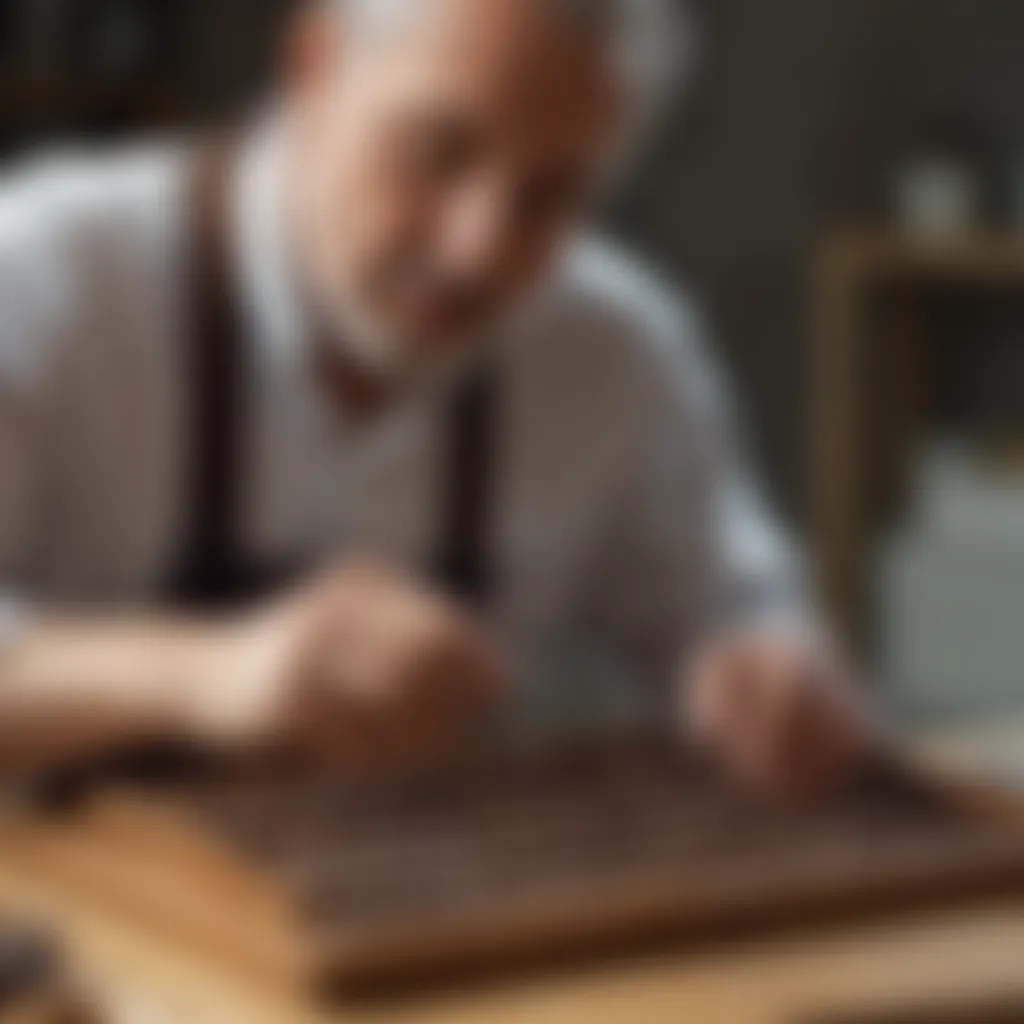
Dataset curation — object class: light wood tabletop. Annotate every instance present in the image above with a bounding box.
[7,856,1024,1024]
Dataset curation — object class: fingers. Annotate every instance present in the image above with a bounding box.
[285,562,506,770]
[685,629,871,801]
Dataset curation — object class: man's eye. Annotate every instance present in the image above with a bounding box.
[517,176,586,227]
[404,129,477,183]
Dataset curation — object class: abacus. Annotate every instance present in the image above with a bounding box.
[8,737,1024,993]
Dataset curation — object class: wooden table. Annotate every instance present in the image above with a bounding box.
[4,717,1024,1024]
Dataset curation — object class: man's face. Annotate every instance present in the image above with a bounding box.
[286,0,623,376]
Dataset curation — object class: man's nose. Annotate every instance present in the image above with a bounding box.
[438,180,516,280]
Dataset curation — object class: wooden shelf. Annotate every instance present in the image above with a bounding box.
[812,227,1024,645]
[822,228,1024,286]
[0,71,182,122]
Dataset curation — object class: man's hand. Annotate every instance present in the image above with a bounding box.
[682,625,873,800]
[190,562,505,769]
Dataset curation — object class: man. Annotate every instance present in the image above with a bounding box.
[0,0,869,795]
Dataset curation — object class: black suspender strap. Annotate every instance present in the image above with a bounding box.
[435,362,501,608]
[164,143,251,608]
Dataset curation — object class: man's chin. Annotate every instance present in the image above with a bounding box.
[400,335,487,389]
[392,314,495,372]
[334,298,493,387]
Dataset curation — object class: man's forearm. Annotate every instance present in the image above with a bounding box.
[0,564,508,778]
[0,614,224,774]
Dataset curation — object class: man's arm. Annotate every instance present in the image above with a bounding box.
[0,182,202,774]
[0,565,505,777]
[0,614,226,773]
[590,297,804,667]
[596,295,872,797]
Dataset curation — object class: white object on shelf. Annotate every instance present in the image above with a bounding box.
[895,161,982,239]
[876,442,1024,717]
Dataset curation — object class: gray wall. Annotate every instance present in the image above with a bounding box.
[611,0,1024,524]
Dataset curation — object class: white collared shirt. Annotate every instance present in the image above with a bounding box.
[0,130,803,732]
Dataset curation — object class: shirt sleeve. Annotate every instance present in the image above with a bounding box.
[0,171,70,645]
[588,295,809,680]
[0,395,44,650]
[0,390,42,642]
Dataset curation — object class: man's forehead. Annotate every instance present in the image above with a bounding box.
[335,0,682,156]
[340,0,621,100]
[340,0,614,33]
[345,0,622,132]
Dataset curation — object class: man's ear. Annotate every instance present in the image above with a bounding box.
[281,1,344,98]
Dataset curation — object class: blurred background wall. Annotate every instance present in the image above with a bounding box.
[617,0,1024,520]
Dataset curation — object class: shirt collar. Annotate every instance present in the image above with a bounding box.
[233,116,311,376]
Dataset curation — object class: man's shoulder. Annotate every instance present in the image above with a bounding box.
[540,235,706,376]
[505,237,715,445]
[0,142,189,391]
[0,141,187,267]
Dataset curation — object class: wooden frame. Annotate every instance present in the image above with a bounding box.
[6,743,1024,993]
[812,228,1024,644]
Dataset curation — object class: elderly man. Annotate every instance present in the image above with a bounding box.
[0,0,868,794]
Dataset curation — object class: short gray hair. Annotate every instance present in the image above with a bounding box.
[334,0,693,138]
